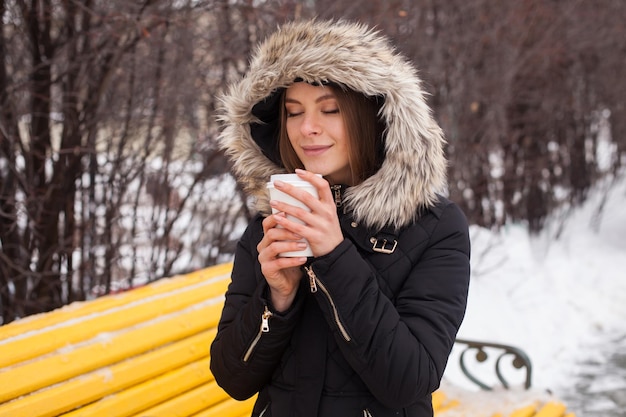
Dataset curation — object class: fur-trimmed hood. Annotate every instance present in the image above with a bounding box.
[217,19,447,231]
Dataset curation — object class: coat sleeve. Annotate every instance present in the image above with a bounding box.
[209,215,305,400]
[307,202,470,408]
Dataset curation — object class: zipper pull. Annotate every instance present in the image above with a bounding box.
[331,185,342,207]
[261,305,273,333]
[305,266,318,293]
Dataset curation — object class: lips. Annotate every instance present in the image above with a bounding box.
[302,145,331,156]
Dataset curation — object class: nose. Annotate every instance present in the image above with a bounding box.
[300,112,321,136]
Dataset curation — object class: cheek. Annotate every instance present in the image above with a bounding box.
[286,125,304,157]
[332,123,349,147]
[286,122,298,143]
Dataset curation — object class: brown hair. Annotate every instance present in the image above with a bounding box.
[278,84,384,185]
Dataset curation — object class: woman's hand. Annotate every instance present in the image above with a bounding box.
[269,169,344,257]
[257,214,307,312]
[259,169,344,311]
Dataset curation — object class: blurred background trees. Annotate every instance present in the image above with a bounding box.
[1,0,624,323]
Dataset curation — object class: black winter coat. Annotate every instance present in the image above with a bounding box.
[210,195,470,417]
[212,19,471,417]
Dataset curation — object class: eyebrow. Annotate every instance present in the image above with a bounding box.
[284,94,336,104]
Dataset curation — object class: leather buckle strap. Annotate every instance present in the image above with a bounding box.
[370,237,397,254]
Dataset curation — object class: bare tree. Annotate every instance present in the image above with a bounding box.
[317,0,624,232]
[2,0,624,323]
[0,0,303,323]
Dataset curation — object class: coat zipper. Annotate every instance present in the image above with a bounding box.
[259,403,270,417]
[304,266,351,342]
[243,305,273,362]
[331,184,342,207]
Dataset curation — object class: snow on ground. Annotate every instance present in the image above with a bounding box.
[443,174,626,415]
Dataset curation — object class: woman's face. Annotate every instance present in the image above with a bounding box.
[284,82,352,185]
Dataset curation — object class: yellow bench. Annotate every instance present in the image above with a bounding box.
[0,264,575,417]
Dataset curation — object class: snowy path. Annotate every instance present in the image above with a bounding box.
[450,176,626,416]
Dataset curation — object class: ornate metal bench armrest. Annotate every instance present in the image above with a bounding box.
[454,338,533,391]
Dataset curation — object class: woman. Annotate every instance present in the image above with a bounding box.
[210,19,470,417]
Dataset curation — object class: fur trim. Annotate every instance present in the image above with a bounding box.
[218,19,447,230]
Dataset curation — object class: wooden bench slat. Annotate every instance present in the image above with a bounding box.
[0,276,228,368]
[129,381,230,417]
[533,402,567,417]
[432,390,461,414]
[0,330,215,417]
[58,358,214,417]
[0,263,232,340]
[188,397,257,417]
[436,399,460,414]
[432,390,446,410]
[0,298,223,403]
[509,404,539,417]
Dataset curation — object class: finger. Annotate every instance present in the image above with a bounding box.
[272,176,327,210]
[261,255,307,271]
[269,200,309,223]
[259,249,307,276]
[274,254,308,268]
[264,220,303,241]
[295,168,325,186]
[271,198,336,239]
[259,238,308,261]
[272,180,315,206]
[294,168,334,203]
[262,213,281,232]
[261,213,299,241]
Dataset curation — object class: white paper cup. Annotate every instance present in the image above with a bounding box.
[267,174,320,257]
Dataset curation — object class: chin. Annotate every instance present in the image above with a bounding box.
[302,166,327,176]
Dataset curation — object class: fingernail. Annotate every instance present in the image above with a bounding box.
[295,169,305,175]
[274,180,284,187]
[296,242,307,248]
